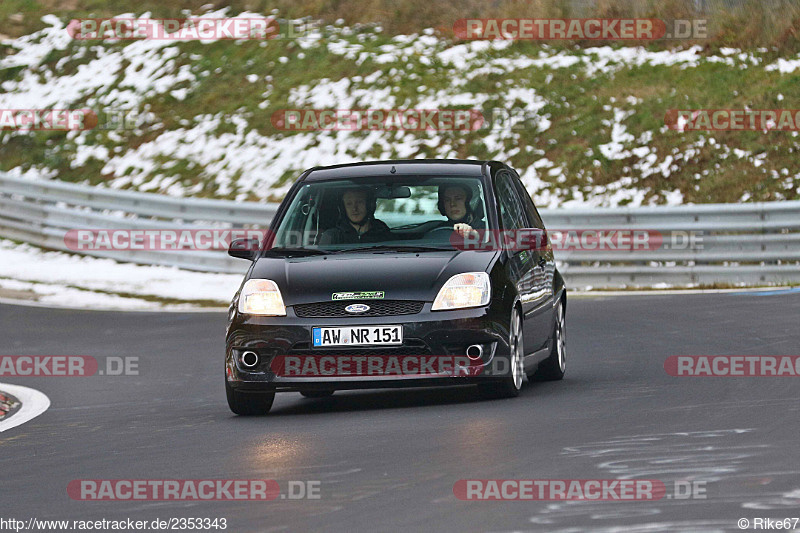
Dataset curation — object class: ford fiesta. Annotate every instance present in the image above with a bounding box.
[225,160,566,415]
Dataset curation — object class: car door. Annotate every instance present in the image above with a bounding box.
[509,170,556,348]
[494,170,548,352]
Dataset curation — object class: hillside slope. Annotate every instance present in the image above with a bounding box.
[2,12,800,207]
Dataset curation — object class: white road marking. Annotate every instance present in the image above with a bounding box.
[569,286,795,297]
[0,383,51,433]
[0,296,227,313]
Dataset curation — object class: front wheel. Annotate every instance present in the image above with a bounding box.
[531,299,566,381]
[479,308,524,399]
[226,380,275,415]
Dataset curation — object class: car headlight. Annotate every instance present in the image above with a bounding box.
[238,279,286,316]
[432,272,491,311]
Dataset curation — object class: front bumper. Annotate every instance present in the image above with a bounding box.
[225,303,510,392]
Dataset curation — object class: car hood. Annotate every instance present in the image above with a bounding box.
[249,250,499,305]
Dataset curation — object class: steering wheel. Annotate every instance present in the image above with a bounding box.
[426,225,455,234]
[392,222,426,230]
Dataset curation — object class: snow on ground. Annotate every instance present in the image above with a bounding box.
[1,14,776,207]
[765,54,800,73]
[101,74,555,199]
[0,277,169,310]
[0,10,275,110]
[597,108,636,160]
[0,240,241,309]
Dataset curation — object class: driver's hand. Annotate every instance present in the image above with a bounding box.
[453,223,478,239]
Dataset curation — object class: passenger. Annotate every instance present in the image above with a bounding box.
[319,187,391,245]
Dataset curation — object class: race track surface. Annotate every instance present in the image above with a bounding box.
[1,291,799,532]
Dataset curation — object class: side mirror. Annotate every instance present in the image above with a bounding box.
[228,238,260,261]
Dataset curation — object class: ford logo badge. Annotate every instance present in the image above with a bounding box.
[345,304,370,313]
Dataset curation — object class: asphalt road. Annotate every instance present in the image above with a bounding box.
[1,291,799,532]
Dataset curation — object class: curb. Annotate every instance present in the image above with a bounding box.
[0,390,21,422]
[0,383,51,433]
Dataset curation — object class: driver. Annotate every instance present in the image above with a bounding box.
[319,187,391,245]
[430,183,484,237]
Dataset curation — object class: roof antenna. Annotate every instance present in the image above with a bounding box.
[390,165,396,174]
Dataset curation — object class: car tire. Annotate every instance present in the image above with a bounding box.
[300,390,335,398]
[479,307,524,399]
[531,299,566,381]
[225,380,275,415]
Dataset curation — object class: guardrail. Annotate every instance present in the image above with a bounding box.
[0,175,276,274]
[1,173,799,287]
[541,203,800,287]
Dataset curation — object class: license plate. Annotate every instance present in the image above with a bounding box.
[312,325,403,347]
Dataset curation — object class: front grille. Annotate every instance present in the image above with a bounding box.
[293,300,424,318]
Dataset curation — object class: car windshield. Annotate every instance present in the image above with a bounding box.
[269,175,492,253]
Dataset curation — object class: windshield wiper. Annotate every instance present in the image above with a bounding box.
[264,247,330,257]
[337,244,454,254]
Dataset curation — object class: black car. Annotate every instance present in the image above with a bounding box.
[225,159,566,415]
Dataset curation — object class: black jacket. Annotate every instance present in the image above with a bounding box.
[319,217,392,245]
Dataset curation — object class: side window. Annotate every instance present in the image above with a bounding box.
[511,173,545,229]
[495,172,527,230]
